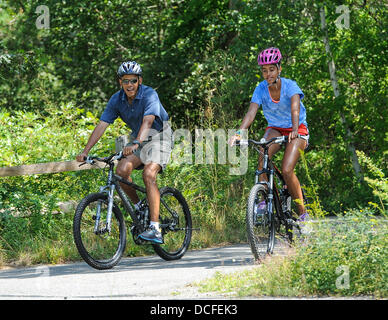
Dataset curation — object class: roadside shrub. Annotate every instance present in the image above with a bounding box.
[292,210,387,297]
[199,210,387,298]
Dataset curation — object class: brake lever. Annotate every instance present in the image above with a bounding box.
[79,157,95,167]
[113,151,125,161]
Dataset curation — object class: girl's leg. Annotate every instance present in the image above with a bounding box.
[257,128,282,181]
[281,137,307,215]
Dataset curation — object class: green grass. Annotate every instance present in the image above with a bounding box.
[197,210,388,298]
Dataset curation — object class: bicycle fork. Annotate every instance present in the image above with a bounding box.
[255,153,275,225]
[94,184,115,235]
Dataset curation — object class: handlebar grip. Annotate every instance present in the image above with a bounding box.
[234,140,248,146]
[238,140,249,146]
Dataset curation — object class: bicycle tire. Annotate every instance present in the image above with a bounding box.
[246,184,275,261]
[152,187,192,261]
[73,193,127,270]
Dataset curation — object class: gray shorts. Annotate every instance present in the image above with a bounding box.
[130,124,174,172]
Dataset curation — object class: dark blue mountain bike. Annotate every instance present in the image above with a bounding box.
[238,136,307,260]
[73,151,193,270]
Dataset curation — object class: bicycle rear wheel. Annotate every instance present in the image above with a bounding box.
[152,187,192,261]
[73,193,126,270]
[246,184,275,261]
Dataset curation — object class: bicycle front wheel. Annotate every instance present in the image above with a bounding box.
[246,184,275,261]
[152,187,192,261]
[73,193,126,270]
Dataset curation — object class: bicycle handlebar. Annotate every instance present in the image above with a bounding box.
[235,134,307,148]
[79,151,125,166]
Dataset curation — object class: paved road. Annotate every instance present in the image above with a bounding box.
[0,244,261,300]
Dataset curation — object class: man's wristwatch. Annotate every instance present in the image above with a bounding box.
[132,139,141,147]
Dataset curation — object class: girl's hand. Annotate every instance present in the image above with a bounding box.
[288,130,299,143]
[228,134,240,147]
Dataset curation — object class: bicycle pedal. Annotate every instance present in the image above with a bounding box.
[286,218,298,227]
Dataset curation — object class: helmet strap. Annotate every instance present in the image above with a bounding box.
[268,71,281,88]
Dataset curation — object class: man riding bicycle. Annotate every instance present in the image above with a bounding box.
[76,61,173,244]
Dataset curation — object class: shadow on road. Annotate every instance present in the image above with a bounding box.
[0,244,257,280]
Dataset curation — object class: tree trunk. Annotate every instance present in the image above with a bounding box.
[319,6,363,182]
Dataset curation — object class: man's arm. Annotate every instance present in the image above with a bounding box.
[123,115,155,156]
[137,115,156,142]
[76,121,110,161]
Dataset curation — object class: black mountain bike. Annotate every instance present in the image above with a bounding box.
[238,136,307,261]
[73,151,193,270]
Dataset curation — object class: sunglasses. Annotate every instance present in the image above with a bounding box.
[121,78,138,85]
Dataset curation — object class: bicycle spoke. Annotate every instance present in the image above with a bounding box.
[246,184,275,260]
[152,187,192,260]
[73,193,126,270]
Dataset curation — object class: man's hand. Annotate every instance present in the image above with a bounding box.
[123,144,139,156]
[76,152,88,162]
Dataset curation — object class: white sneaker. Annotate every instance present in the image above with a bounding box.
[297,212,313,236]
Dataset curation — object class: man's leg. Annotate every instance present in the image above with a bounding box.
[137,127,173,243]
[116,154,143,204]
[142,162,161,223]
[137,162,164,244]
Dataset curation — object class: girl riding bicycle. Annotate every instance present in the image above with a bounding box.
[229,47,309,222]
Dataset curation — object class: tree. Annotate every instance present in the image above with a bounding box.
[319,5,362,181]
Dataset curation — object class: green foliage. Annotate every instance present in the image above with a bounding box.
[357,150,388,215]
[0,106,250,266]
[0,0,387,274]
[0,103,127,166]
[292,211,387,297]
[0,104,128,266]
[199,210,388,298]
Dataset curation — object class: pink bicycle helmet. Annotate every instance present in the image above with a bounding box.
[258,47,282,66]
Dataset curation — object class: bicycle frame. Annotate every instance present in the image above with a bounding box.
[94,160,146,234]
[254,150,283,222]
[246,137,291,224]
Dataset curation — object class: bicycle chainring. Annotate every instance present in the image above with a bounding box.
[130,226,148,245]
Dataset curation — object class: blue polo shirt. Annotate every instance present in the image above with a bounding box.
[251,77,308,128]
[100,84,169,138]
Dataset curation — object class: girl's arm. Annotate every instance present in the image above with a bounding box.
[239,102,259,130]
[228,102,259,146]
[289,94,300,142]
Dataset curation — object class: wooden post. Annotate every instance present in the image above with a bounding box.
[0,160,105,177]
